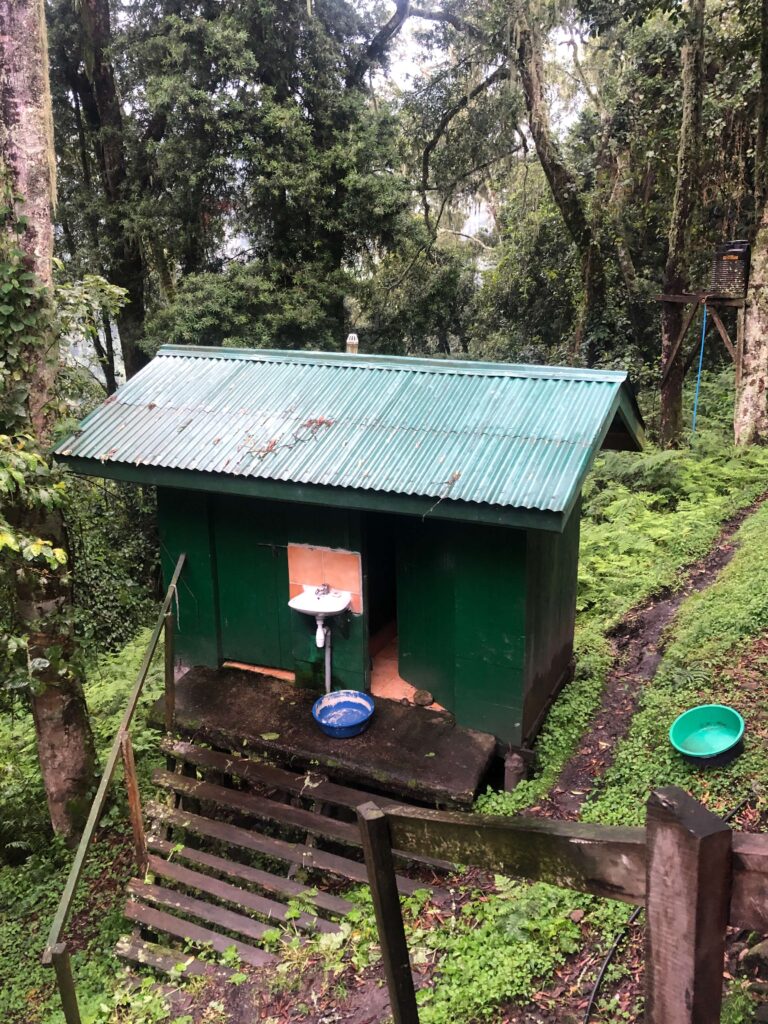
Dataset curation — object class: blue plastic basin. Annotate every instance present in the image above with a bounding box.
[312,690,374,739]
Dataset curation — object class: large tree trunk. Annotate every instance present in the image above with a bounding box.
[515,18,605,362]
[77,0,149,378]
[0,0,96,842]
[735,204,768,443]
[660,0,706,445]
[734,0,768,444]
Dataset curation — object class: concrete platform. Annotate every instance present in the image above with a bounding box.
[158,666,496,808]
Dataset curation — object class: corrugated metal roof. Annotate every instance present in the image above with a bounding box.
[55,346,643,515]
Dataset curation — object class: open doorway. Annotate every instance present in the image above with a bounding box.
[363,513,444,708]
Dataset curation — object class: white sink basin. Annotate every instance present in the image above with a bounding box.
[288,586,351,619]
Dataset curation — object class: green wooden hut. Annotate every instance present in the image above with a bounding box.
[55,346,643,748]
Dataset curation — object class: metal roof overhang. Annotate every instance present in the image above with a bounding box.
[57,383,642,534]
[59,455,568,531]
[54,346,645,532]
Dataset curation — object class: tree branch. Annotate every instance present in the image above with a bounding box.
[421,64,510,234]
[347,0,411,89]
[410,6,486,41]
[438,229,494,250]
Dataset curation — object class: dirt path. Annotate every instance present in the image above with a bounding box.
[530,491,768,822]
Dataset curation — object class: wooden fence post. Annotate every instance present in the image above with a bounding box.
[645,786,732,1024]
[357,802,420,1024]
[50,942,82,1024]
[120,731,148,874]
[164,610,175,732]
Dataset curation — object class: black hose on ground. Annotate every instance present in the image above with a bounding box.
[582,796,751,1024]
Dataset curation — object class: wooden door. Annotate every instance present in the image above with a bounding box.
[212,497,292,669]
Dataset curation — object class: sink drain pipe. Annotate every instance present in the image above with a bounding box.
[582,795,750,1024]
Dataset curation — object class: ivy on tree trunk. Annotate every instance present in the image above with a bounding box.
[734,0,768,445]
[0,0,96,844]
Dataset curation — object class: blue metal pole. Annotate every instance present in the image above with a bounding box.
[692,303,708,435]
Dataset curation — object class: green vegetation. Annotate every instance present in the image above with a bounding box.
[0,631,163,1022]
[5,376,768,1023]
[583,498,768,826]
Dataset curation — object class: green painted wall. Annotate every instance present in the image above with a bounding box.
[158,489,367,692]
[522,500,580,741]
[398,519,528,742]
[159,487,581,747]
[157,489,221,668]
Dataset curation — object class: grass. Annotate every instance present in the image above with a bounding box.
[0,630,166,1024]
[582,499,768,826]
[4,373,768,1023]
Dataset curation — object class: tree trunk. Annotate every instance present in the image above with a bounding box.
[77,0,149,378]
[0,0,97,843]
[734,0,768,443]
[515,18,605,361]
[735,204,768,443]
[660,0,706,445]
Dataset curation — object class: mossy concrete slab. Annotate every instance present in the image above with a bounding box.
[156,666,496,808]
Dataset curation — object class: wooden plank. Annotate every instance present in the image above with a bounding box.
[128,878,279,946]
[707,305,737,361]
[153,769,359,845]
[730,833,768,930]
[661,298,701,386]
[358,804,420,1024]
[43,553,187,963]
[121,732,148,874]
[146,802,425,896]
[655,293,700,304]
[655,293,745,308]
[148,836,354,916]
[153,771,451,871]
[124,897,276,967]
[161,738,403,812]
[164,611,175,732]
[146,854,339,934]
[644,787,731,1024]
[383,805,647,904]
[50,943,82,1024]
[115,935,234,980]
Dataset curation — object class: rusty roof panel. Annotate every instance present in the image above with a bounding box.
[55,346,644,514]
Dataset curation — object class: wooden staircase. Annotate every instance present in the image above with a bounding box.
[117,739,446,980]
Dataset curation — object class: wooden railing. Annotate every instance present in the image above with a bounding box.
[42,553,186,1024]
[358,786,768,1024]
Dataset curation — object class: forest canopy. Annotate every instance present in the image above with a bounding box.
[45,0,767,439]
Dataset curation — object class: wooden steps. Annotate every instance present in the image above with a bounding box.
[115,935,235,979]
[154,757,452,871]
[147,836,354,915]
[120,736,448,984]
[146,801,424,895]
[146,854,339,933]
[152,768,360,845]
[124,898,277,967]
[162,738,405,812]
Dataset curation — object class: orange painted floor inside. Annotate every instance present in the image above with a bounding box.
[370,636,444,711]
[225,635,444,711]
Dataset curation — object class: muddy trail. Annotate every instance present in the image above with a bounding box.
[530,490,768,822]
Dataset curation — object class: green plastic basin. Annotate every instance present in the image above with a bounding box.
[669,704,744,759]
